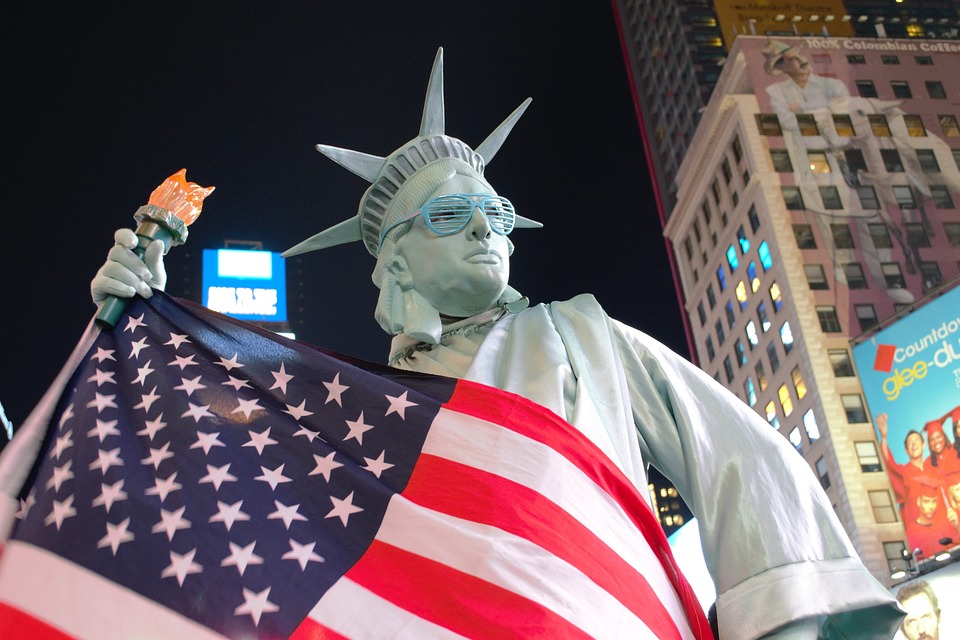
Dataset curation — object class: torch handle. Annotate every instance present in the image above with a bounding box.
[94,221,175,330]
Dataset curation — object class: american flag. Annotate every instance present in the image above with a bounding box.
[0,293,710,639]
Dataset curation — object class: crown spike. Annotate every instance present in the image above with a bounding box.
[282,215,363,257]
[316,145,385,183]
[420,48,445,136]
[476,98,532,164]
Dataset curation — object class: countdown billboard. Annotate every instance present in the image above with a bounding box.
[202,249,288,323]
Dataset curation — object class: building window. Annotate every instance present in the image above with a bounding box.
[904,115,927,137]
[855,304,879,331]
[744,377,757,407]
[745,320,759,349]
[916,149,940,172]
[925,80,947,99]
[915,55,933,66]
[808,150,831,174]
[803,409,820,442]
[735,281,748,310]
[890,81,912,99]
[747,262,760,293]
[869,223,893,249]
[920,262,943,292]
[723,356,735,383]
[758,241,773,271]
[705,335,715,362]
[820,186,843,210]
[884,541,908,575]
[857,185,880,209]
[764,400,777,426]
[856,442,883,473]
[816,457,830,490]
[831,223,854,248]
[735,339,747,367]
[788,427,803,454]
[711,179,721,204]
[717,265,727,291]
[736,226,750,254]
[781,186,804,210]
[707,284,717,309]
[869,114,892,136]
[843,262,868,289]
[804,264,828,290]
[770,149,793,172]
[693,220,703,243]
[732,135,743,163]
[793,224,816,249]
[893,185,916,209]
[726,245,739,271]
[847,54,866,64]
[882,262,906,289]
[697,301,707,326]
[832,114,855,136]
[715,318,725,345]
[828,349,855,377]
[945,223,960,247]
[844,148,867,173]
[767,342,780,373]
[748,205,760,233]
[881,149,903,172]
[940,115,960,137]
[905,223,931,248]
[855,80,877,98]
[780,321,794,354]
[931,185,955,209]
[841,394,868,423]
[756,114,782,136]
[725,300,736,329]
[817,306,841,333]
[757,304,771,334]
[869,490,898,524]
[881,55,900,65]
[769,282,783,312]
[954,149,960,170]
[796,114,819,136]
[755,360,768,391]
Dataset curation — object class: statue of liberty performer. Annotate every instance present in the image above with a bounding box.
[93,49,902,639]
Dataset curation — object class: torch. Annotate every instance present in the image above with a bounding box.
[95,168,214,329]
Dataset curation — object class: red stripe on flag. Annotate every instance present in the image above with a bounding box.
[443,380,711,640]
[346,539,594,640]
[290,616,350,640]
[404,453,685,640]
[0,601,75,640]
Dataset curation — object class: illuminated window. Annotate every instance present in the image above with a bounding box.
[828,349,855,377]
[803,409,820,442]
[796,114,819,136]
[767,342,781,373]
[890,81,912,99]
[881,149,903,171]
[778,384,794,417]
[940,115,960,137]
[737,226,750,254]
[735,339,747,366]
[856,442,882,473]
[717,265,727,291]
[782,186,804,210]
[770,149,793,172]
[816,306,841,333]
[747,262,760,292]
[757,303,771,332]
[832,114,855,136]
[789,427,803,453]
[831,224,854,249]
[769,282,783,312]
[931,185,955,209]
[926,80,947,99]
[725,301,736,329]
[869,490,898,523]
[791,366,807,399]
[735,281,748,310]
[755,360,768,392]
[855,304,879,331]
[793,224,816,249]
[820,186,843,210]
[765,400,777,424]
[841,394,868,423]
[904,115,926,137]
[756,114,782,136]
[804,264,828,290]
[869,114,891,137]
[744,377,757,407]
[808,150,831,173]
[780,321,795,354]
[758,241,773,271]
[843,262,867,289]
[726,245,739,271]
[745,321,759,349]
[855,80,877,98]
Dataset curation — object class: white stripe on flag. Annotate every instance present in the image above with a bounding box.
[306,576,470,640]
[424,408,695,638]
[375,495,664,640]
[0,541,226,640]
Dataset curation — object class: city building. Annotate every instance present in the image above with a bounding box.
[663,34,960,586]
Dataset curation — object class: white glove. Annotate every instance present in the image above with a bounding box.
[90,228,168,305]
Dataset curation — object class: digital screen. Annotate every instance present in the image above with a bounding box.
[201,249,287,322]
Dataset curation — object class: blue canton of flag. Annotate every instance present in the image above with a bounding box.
[6,293,455,638]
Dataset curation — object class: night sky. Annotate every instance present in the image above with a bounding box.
[2,3,687,432]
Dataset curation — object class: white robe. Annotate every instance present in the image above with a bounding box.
[390,294,902,639]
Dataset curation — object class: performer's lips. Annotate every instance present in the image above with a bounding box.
[465,248,501,263]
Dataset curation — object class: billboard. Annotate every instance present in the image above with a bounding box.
[853,285,960,562]
[201,249,288,323]
[713,1,853,47]
[890,562,960,640]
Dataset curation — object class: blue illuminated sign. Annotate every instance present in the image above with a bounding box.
[201,249,288,322]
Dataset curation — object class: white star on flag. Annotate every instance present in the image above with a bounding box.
[293,426,320,443]
[282,539,325,570]
[181,402,215,423]
[191,431,225,454]
[97,517,135,555]
[283,400,314,421]
[326,491,363,526]
[141,442,175,470]
[174,375,207,396]
[323,373,349,406]
[255,464,292,491]
[243,427,278,454]
[44,495,77,530]
[209,500,251,532]
[86,369,116,387]
[151,506,191,541]
[133,387,162,413]
[123,313,147,333]
[164,333,191,349]
[267,500,308,529]
[91,347,116,363]
[222,375,251,391]
[132,360,155,386]
[128,338,150,360]
[362,450,395,478]
[87,418,120,441]
[168,354,199,370]
[269,363,294,395]
[233,397,264,419]
[221,541,264,577]
[136,413,168,440]
[53,432,74,459]
[199,463,238,491]
[161,548,202,586]
[234,587,279,626]
[89,448,123,474]
[385,391,418,419]
[309,451,343,482]
[46,460,74,492]
[215,353,244,371]
[86,392,118,413]
[57,403,75,428]
[145,473,183,503]
[15,493,36,520]
[344,412,375,445]
[92,479,128,513]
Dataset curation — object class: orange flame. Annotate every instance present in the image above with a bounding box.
[147,168,214,226]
